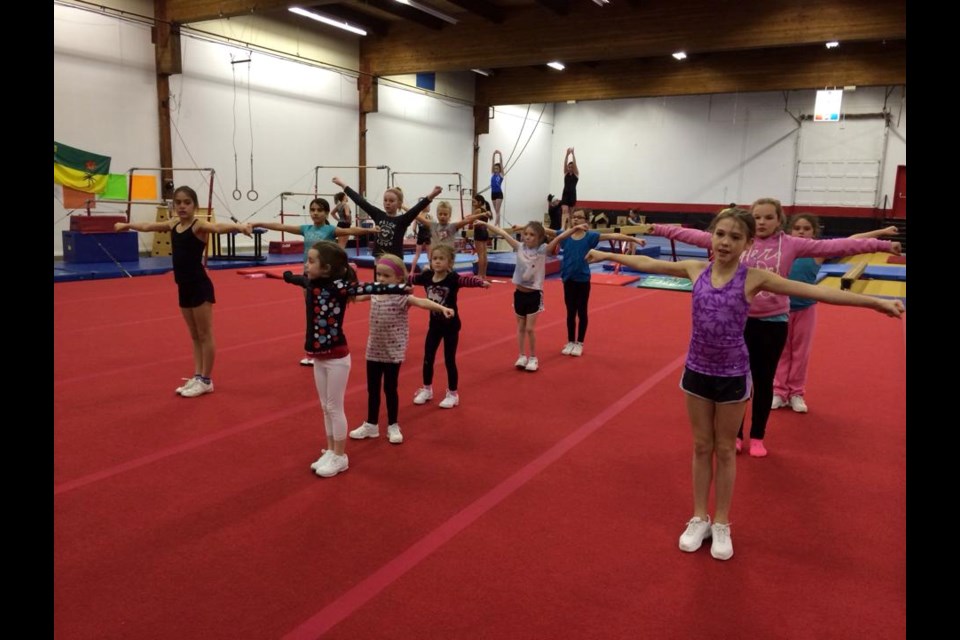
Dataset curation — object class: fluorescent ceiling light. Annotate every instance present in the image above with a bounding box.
[395,0,459,25]
[825,41,840,49]
[547,61,565,71]
[591,0,611,5]
[289,7,367,36]
[471,68,492,77]
[672,51,687,60]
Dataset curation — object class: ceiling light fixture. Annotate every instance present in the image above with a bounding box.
[591,0,611,6]
[289,7,367,36]
[395,0,459,25]
[547,61,565,71]
[825,41,840,49]
[672,51,687,61]
[471,68,492,77]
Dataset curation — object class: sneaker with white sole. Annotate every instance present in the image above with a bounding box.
[310,449,333,471]
[710,522,734,560]
[180,379,213,398]
[524,356,539,372]
[789,395,808,413]
[514,355,528,369]
[349,422,379,439]
[570,342,583,357]
[175,377,200,395]
[679,516,712,552]
[413,386,433,405]
[438,391,459,409]
[300,357,315,367]
[315,452,348,477]
[771,395,787,410]
[387,423,404,444]
[561,342,576,355]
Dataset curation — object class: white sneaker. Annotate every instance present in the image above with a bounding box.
[349,422,379,439]
[387,423,404,444]
[300,357,315,366]
[514,355,528,369]
[789,395,808,413]
[771,395,787,410]
[679,516,712,552]
[175,377,199,395]
[561,342,576,355]
[438,391,460,409]
[570,343,583,357]
[524,356,539,372]
[180,379,213,398]
[710,522,734,560]
[310,449,333,471]
[315,452,348,477]
[413,386,433,405]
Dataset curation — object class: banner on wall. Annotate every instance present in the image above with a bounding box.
[813,90,843,122]
[54,141,111,193]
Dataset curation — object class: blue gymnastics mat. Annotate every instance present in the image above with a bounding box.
[816,263,906,282]
[484,251,562,277]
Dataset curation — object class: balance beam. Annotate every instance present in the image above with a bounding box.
[840,262,868,290]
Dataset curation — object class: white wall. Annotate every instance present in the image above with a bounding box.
[547,87,905,211]
[365,84,475,218]
[53,3,363,255]
[478,104,557,227]
[54,3,906,257]
[168,36,359,249]
[54,3,160,255]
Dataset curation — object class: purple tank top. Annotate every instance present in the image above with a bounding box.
[686,262,751,376]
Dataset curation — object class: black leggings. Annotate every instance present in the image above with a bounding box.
[366,360,402,425]
[563,280,591,343]
[423,321,461,391]
[737,318,789,441]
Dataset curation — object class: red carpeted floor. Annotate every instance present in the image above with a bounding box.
[54,269,906,640]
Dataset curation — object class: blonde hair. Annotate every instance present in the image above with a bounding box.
[430,244,456,263]
[750,197,785,226]
[374,253,407,281]
[708,208,756,239]
[435,200,452,215]
[386,186,404,204]
[524,221,547,244]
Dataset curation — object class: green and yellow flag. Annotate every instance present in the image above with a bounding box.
[54,141,111,193]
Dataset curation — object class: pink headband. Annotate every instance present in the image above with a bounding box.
[375,259,405,279]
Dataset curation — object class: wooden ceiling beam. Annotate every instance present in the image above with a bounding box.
[475,41,906,106]
[166,0,297,24]
[535,0,570,16]
[445,0,505,24]
[362,0,906,75]
[313,4,391,36]
[363,0,446,30]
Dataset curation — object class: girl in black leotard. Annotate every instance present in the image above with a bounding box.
[114,186,252,398]
[561,147,579,230]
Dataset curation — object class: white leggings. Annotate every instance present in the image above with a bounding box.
[312,355,352,440]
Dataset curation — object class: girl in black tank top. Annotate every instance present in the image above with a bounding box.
[113,185,252,398]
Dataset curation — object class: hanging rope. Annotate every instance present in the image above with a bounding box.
[230,54,242,200]
[245,57,258,201]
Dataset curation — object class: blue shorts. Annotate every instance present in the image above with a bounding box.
[680,367,752,404]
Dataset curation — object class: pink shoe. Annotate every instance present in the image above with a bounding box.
[735,438,743,454]
[749,439,768,458]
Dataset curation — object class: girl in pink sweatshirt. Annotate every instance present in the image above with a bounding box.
[643,198,901,457]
